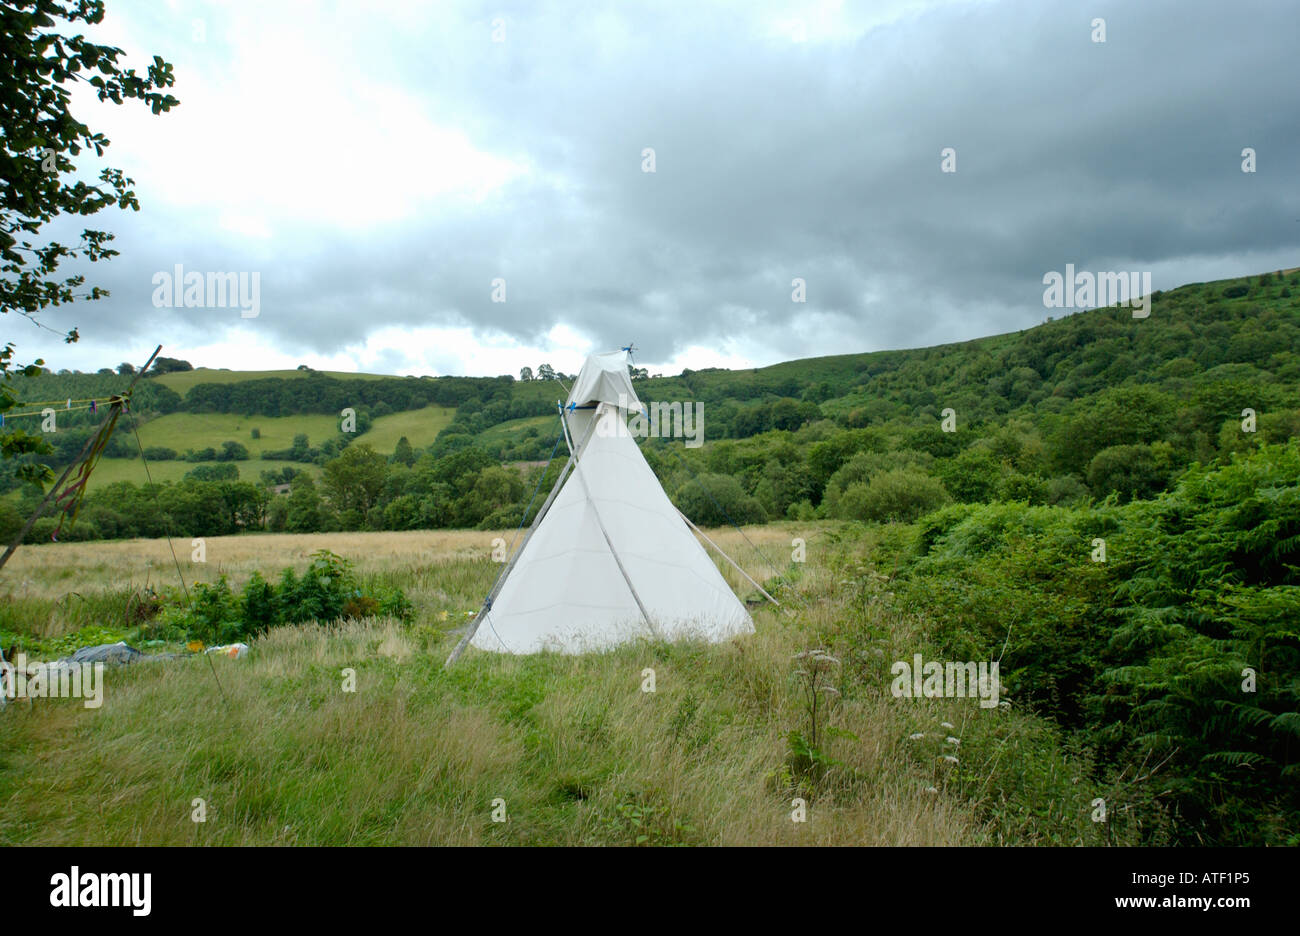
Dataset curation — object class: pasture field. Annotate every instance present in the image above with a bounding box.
[78,405,456,491]
[477,414,560,448]
[130,404,455,455]
[0,524,1123,846]
[350,405,456,452]
[133,412,341,454]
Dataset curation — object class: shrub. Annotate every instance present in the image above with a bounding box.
[898,443,1300,845]
[185,463,239,482]
[836,469,949,523]
[163,551,414,645]
[219,440,251,461]
[1085,442,1175,502]
[673,473,767,526]
[938,448,1003,503]
[0,499,24,543]
[182,577,244,645]
[240,572,277,637]
[1044,474,1090,506]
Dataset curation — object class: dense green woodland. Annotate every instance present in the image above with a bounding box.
[4,269,1299,537]
[2,270,1298,844]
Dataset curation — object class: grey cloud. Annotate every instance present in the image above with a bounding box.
[28,0,1300,374]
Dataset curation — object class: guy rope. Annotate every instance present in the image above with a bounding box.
[0,345,161,575]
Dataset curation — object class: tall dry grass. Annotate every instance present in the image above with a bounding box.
[0,522,1110,845]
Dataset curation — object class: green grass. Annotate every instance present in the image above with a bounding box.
[0,524,1139,846]
[133,412,341,455]
[151,368,389,395]
[352,405,456,452]
[124,407,455,466]
[476,414,560,447]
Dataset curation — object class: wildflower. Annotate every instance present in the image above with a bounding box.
[908,732,924,740]
[924,786,939,795]
[940,721,954,729]
[941,755,959,765]
[946,736,960,746]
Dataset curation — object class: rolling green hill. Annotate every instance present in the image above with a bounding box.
[151,367,390,395]
[6,267,1300,499]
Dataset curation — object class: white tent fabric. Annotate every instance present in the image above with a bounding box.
[470,389,754,655]
[566,350,641,412]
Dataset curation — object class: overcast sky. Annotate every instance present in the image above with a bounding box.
[16,0,1300,378]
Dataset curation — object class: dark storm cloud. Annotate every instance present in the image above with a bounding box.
[26,0,1300,374]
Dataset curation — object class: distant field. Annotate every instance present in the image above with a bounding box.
[352,405,456,451]
[133,412,341,455]
[81,405,456,491]
[131,406,455,459]
[477,414,560,447]
[85,457,318,491]
[151,368,390,395]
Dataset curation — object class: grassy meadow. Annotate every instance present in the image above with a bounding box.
[0,522,1132,846]
[350,405,456,452]
[78,405,455,491]
[133,412,342,453]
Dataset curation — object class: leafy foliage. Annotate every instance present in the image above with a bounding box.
[0,0,177,476]
[159,550,413,645]
[896,442,1300,845]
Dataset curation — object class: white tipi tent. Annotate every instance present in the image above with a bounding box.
[448,350,756,659]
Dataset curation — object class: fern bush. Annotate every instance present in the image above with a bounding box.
[1098,442,1300,843]
[896,441,1300,844]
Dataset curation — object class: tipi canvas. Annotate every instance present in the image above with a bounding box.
[464,351,754,655]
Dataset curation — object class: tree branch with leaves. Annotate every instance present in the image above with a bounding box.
[0,0,178,482]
